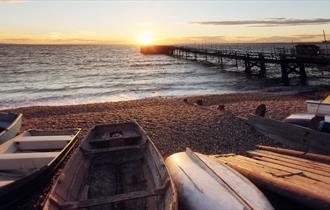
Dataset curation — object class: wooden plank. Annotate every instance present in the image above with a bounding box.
[16,135,73,142]
[248,150,330,174]
[256,145,330,164]
[247,150,330,174]
[217,155,328,188]
[81,144,144,155]
[60,190,161,209]
[242,155,330,184]
[0,152,59,170]
[219,155,330,190]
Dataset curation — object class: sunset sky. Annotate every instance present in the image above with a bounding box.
[0,0,329,44]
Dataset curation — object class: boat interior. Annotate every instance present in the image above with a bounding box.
[48,123,174,210]
[0,113,17,133]
[0,130,79,189]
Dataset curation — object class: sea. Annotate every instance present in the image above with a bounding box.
[0,44,329,110]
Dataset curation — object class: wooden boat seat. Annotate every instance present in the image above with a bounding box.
[81,143,145,155]
[90,133,141,147]
[0,152,59,170]
[55,185,167,210]
[14,136,72,150]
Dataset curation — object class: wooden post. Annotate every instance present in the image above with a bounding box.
[220,55,224,69]
[280,55,289,85]
[245,54,251,78]
[259,53,266,78]
[298,59,307,84]
[205,50,208,62]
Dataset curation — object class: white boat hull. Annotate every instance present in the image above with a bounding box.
[165,149,273,210]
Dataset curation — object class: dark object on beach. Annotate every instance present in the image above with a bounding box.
[217,104,225,111]
[0,129,80,209]
[214,146,330,210]
[245,114,330,154]
[0,112,23,144]
[196,99,203,106]
[183,98,188,103]
[295,44,320,56]
[43,121,177,210]
[255,104,266,117]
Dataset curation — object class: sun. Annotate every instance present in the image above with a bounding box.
[137,31,154,45]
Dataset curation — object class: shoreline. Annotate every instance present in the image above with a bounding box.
[2,84,326,111]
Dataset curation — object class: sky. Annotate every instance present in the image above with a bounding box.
[0,0,330,44]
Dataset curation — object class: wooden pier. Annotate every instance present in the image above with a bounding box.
[141,45,330,85]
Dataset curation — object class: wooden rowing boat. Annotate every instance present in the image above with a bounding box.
[165,148,273,210]
[213,146,330,210]
[245,114,330,154]
[0,112,23,144]
[44,121,177,210]
[0,128,80,208]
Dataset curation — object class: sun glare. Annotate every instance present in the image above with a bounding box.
[137,31,154,45]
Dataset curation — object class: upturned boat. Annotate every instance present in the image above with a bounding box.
[44,121,177,210]
[0,112,23,144]
[0,128,80,208]
[246,114,330,154]
[165,148,274,210]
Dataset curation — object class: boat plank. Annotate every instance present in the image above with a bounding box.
[256,145,330,164]
[248,150,330,173]
[61,190,161,210]
[235,154,330,185]
[16,136,73,141]
[216,155,330,190]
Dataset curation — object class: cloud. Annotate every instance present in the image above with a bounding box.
[191,18,330,27]
[159,33,326,44]
[0,0,26,4]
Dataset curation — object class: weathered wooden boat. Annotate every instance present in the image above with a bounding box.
[213,145,330,210]
[0,128,80,208]
[44,121,177,210]
[0,112,23,144]
[245,114,330,154]
[165,148,273,210]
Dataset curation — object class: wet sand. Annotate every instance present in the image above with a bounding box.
[6,90,329,209]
